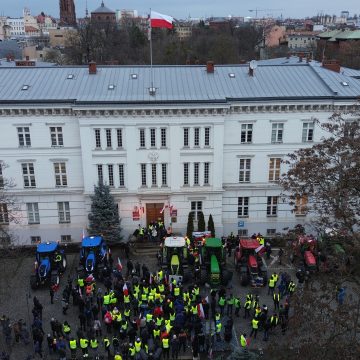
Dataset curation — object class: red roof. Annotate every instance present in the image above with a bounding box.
[240,238,260,250]
[25,26,39,32]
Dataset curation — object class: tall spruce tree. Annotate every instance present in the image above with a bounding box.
[207,214,215,237]
[88,182,122,245]
[197,211,206,231]
[186,212,194,238]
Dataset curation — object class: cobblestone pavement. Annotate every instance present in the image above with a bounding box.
[0,247,295,360]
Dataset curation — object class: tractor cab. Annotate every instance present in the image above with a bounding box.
[80,236,107,274]
[162,237,187,276]
[201,237,231,286]
[31,241,67,289]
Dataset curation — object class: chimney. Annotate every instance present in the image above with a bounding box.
[89,61,97,75]
[322,59,340,73]
[248,66,254,77]
[206,61,214,73]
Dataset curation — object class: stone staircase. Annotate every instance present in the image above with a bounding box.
[131,241,160,257]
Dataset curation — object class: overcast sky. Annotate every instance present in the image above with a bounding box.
[0,0,358,19]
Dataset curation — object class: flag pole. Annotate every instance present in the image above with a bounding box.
[149,8,154,90]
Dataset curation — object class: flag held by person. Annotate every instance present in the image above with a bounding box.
[117,257,123,272]
[150,11,174,29]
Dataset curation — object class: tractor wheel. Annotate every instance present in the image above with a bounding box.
[30,275,38,290]
[221,270,233,286]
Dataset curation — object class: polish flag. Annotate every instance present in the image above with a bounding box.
[81,228,86,240]
[197,303,205,319]
[151,11,174,29]
[123,282,128,295]
[117,257,123,272]
[149,273,153,285]
[255,245,266,256]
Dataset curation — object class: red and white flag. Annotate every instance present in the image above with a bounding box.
[197,303,205,319]
[150,11,174,29]
[81,228,86,240]
[255,245,266,256]
[149,273,153,285]
[123,282,128,295]
[117,257,123,271]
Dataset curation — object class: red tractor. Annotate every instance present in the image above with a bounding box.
[234,239,267,287]
[291,235,317,272]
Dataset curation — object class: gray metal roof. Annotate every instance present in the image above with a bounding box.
[92,2,115,14]
[1,63,360,105]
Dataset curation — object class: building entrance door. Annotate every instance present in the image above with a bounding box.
[146,203,164,226]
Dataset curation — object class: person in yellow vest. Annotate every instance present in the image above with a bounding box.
[250,317,259,339]
[114,353,122,360]
[234,296,241,317]
[240,333,247,348]
[218,295,226,316]
[62,321,71,340]
[79,337,89,357]
[162,336,170,360]
[68,337,77,358]
[128,343,136,358]
[153,326,161,340]
[244,298,252,319]
[103,292,110,308]
[90,337,98,355]
[135,337,142,353]
[268,276,276,296]
[146,312,153,323]
[215,321,222,341]
[77,277,84,294]
[273,291,280,310]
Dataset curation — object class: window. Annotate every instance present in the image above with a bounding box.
[238,197,249,217]
[108,164,114,186]
[106,129,112,148]
[140,129,146,148]
[30,236,41,244]
[17,127,31,146]
[302,122,314,142]
[58,202,70,223]
[194,128,200,147]
[0,204,9,224]
[268,158,281,182]
[238,229,248,236]
[151,164,157,186]
[22,163,36,188]
[295,195,308,216]
[161,128,167,147]
[150,128,156,148]
[271,123,284,143]
[194,163,199,185]
[141,164,147,186]
[0,163,3,188]
[267,196,278,217]
[183,128,189,147]
[50,127,63,146]
[266,228,276,236]
[161,163,167,186]
[191,201,202,221]
[116,129,123,148]
[119,164,125,187]
[61,235,72,243]
[183,163,189,186]
[204,127,210,146]
[204,162,210,185]
[94,129,101,148]
[241,124,253,143]
[27,203,39,224]
[239,159,251,183]
[97,164,103,184]
[54,162,67,187]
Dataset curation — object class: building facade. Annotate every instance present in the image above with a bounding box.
[59,0,77,27]
[0,62,359,245]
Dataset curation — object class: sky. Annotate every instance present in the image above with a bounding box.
[0,0,358,19]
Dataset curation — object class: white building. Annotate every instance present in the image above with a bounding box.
[0,62,359,245]
[6,17,25,37]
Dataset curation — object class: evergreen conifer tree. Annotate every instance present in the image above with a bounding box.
[186,212,194,238]
[207,214,215,237]
[197,211,206,231]
[88,182,122,245]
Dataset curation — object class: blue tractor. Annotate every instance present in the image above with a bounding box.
[30,242,67,290]
[78,236,108,279]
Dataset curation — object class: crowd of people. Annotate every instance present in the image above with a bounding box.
[0,233,297,360]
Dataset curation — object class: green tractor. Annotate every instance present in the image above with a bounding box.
[160,236,191,282]
[200,237,232,287]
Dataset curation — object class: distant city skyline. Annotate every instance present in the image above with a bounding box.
[0,0,358,19]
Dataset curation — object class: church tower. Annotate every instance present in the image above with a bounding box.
[59,0,77,26]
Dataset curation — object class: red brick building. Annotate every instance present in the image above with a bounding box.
[59,0,77,27]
